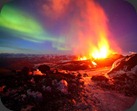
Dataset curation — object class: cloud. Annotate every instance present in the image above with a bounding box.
[0,0,121,54]
[42,0,70,19]
[40,0,119,55]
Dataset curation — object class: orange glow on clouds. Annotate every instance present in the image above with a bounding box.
[71,0,119,59]
[42,0,120,56]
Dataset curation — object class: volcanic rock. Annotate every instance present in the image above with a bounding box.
[91,75,109,82]
[33,69,43,75]
[94,54,123,67]
[56,60,92,71]
[38,64,50,74]
[0,68,15,77]
[106,53,137,96]
[107,53,137,80]
[21,66,30,76]
[21,105,34,111]
[45,86,52,92]
[57,80,68,94]
[27,89,43,102]
[108,53,137,74]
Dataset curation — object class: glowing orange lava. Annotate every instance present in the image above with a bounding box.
[77,37,116,68]
[78,39,112,60]
[74,1,120,60]
[78,56,87,60]
[91,61,97,66]
[90,37,113,59]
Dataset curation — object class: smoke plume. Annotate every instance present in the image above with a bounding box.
[41,0,120,54]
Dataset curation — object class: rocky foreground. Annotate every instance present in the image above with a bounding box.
[0,53,137,111]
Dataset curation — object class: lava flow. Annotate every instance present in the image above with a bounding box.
[77,35,117,67]
[78,37,114,60]
[90,37,112,59]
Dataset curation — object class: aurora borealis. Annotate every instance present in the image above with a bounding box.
[0,3,65,54]
[0,0,137,54]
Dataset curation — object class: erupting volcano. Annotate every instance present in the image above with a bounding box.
[66,0,120,60]
[90,37,112,59]
[0,0,137,111]
[78,37,113,61]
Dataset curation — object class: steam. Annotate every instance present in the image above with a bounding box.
[42,0,120,54]
[42,0,70,19]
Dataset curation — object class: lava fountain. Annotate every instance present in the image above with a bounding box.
[91,38,111,59]
[42,0,120,58]
[68,0,121,60]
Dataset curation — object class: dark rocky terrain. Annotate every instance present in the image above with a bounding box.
[0,53,137,111]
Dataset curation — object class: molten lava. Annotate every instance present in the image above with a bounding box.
[78,38,113,60]
[77,36,115,67]
[90,37,112,59]
[91,61,97,66]
[78,56,87,61]
[73,1,120,60]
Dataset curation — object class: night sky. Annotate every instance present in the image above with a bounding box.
[0,0,137,54]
